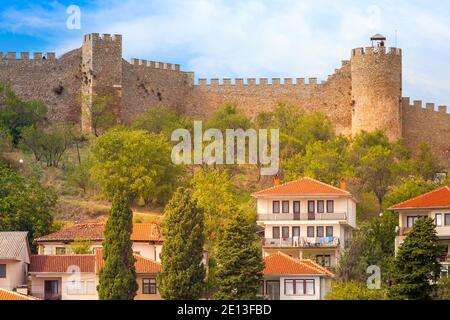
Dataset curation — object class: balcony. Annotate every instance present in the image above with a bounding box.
[263,236,340,248]
[257,212,347,221]
[397,227,412,236]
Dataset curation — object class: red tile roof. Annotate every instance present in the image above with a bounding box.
[30,250,161,275]
[263,252,334,277]
[0,288,40,300]
[253,177,350,197]
[34,223,162,243]
[95,249,161,274]
[30,255,96,273]
[389,186,450,210]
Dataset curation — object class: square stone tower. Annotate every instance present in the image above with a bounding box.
[81,33,123,135]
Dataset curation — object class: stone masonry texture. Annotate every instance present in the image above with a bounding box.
[0,33,448,166]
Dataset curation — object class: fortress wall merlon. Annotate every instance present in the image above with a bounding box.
[271,78,279,85]
[260,78,268,85]
[284,78,293,85]
[426,103,435,111]
[129,58,182,72]
[0,52,56,61]
[308,78,317,85]
[413,100,423,108]
[84,33,121,43]
[351,46,401,57]
[193,77,328,87]
[403,98,449,114]
[438,105,448,113]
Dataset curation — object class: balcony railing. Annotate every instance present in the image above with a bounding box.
[263,236,340,248]
[257,212,347,221]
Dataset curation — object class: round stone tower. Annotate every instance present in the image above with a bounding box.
[350,39,402,140]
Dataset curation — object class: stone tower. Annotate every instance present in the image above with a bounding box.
[350,43,403,140]
[81,33,123,135]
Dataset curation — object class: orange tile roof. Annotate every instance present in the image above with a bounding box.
[263,251,334,277]
[34,223,162,243]
[95,249,161,274]
[0,288,40,300]
[389,186,450,210]
[253,177,350,197]
[30,255,96,273]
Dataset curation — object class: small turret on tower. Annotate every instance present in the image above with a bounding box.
[350,34,403,140]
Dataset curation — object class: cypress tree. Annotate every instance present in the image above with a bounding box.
[158,187,206,299]
[214,210,264,300]
[389,217,442,300]
[98,192,138,300]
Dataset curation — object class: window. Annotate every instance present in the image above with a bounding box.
[326,226,333,237]
[316,226,324,238]
[282,227,289,239]
[67,280,96,295]
[326,200,334,213]
[435,214,442,226]
[55,247,66,255]
[317,200,324,213]
[258,281,265,296]
[407,216,418,228]
[316,255,331,267]
[308,201,315,213]
[307,226,315,238]
[292,227,300,237]
[284,279,315,296]
[273,227,280,239]
[293,201,300,214]
[143,278,157,294]
[282,201,289,213]
[445,214,450,226]
[273,201,280,214]
[0,264,5,278]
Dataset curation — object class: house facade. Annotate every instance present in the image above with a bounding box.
[261,251,334,300]
[0,232,31,292]
[390,186,450,277]
[252,177,357,268]
[28,249,161,300]
[34,223,163,262]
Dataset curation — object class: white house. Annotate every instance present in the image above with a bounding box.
[252,177,357,268]
[261,251,334,300]
[0,232,31,292]
[390,186,450,277]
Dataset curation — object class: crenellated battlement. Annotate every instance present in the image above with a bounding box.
[402,97,449,114]
[83,33,122,43]
[0,52,56,61]
[194,77,322,86]
[351,46,401,57]
[129,58,181,72]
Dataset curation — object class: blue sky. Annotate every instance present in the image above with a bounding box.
[1,0,450,106]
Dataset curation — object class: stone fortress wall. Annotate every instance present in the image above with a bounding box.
[0,33,448,165]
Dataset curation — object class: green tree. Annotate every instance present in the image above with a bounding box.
[0,165,56,244]
[325,281,387,300]
[389,217,442,300]
[132,104,190,139]
[0,127,12,153]
[283,136,349,185]
[20,125,74,167]
[412,142,441,181]
[158,187,206,300]
[350,130,411,211]
[434,277,450,300]
[0,82,47,144]
[81,95,117,137]
[205,103,252,132]
[191,168,238,245]
[90,127,181,204]
[98,192,138,300]
[70,237,92,254]
[214,211,264,300]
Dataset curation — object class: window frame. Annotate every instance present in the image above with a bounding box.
[435,213,442,226]
[143,278,157,295]
[407,216,418,228]
[326,226,333,237]
[273,201,280,214]
[307,226,315,238]
[0,264,6,278]
[316,255,331,268]
[293,201,300,214]
[282,201,290,214]
[316,226,324,238]
[282,226,290,239]
[284,279,315,296]
[317,200,325,213]
[308,201,315,213]
[445,213,450,226]
[272,227,280,239]
[55,247,66,255]
[326,200,334,213]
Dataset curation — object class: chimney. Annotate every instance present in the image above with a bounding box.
[273,174,281,186]
[340,177,347,190]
